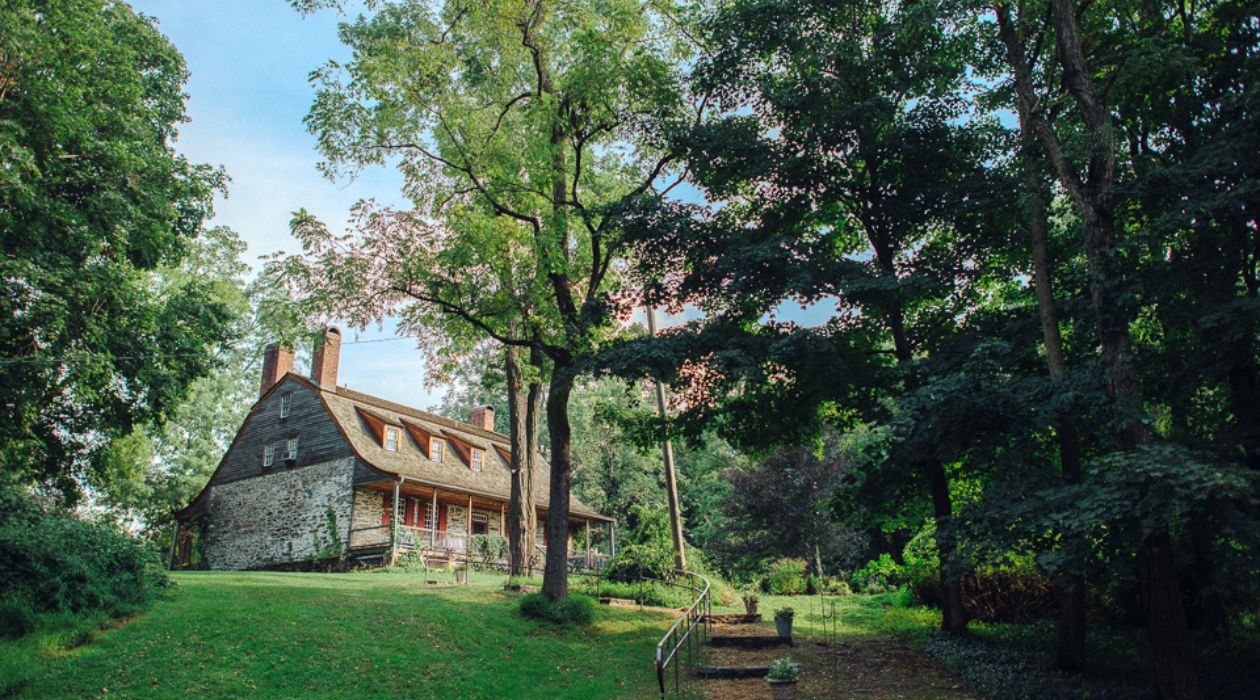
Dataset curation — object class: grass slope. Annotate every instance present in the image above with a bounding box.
[2,571,671,699]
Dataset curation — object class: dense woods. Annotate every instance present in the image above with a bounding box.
[1,0,1257,697]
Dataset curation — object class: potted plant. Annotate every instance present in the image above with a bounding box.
[765,656,801,699]
[774,607,795,639]
[453,562,469,584]
[742,589,760,615]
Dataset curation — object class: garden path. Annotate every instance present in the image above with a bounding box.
[697,621,975,700]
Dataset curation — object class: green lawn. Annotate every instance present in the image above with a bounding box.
[1,571,672,699]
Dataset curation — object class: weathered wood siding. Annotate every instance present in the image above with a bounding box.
[211,376,355,485]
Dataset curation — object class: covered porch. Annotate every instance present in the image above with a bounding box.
[347,478,615,570]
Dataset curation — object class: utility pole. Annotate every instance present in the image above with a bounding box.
[647,307,687,572]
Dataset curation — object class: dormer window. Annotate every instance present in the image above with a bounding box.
[385,426,400,452]
[471,448,483,472]
[431,438,444,462]
[286,437,298,461]
[280,394,292,419]
[263,445,276,467]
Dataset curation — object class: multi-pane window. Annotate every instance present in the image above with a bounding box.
[424,503,436,531]
[280,394,292,418]
[286,437,298,460]
[431,438,444,462]
[471,449,483,472]
[263,445,276,467]
[385,426,400,452]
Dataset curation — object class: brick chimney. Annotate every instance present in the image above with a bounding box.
[311,327,342,389]
[468,404,495,431]
[259,342,295,397]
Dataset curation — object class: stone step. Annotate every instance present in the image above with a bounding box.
[598,597,638,607]
[694,665,771,680]
[708,635,792,649]
[701,613,761,624]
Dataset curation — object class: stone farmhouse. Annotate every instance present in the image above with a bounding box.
[172,327,613,571]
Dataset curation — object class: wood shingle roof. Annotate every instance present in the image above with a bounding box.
[312,377,609,521]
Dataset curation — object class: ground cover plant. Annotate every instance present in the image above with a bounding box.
[0,571,672,699]
[0,487,170,636]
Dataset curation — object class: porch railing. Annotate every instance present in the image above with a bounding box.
[347,525,609,568]
[346,525,470,554]
[653,570,712,698]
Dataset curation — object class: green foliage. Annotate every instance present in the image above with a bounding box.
[0,486,169,626]
[0,0,231,500]
[470,535,509,569]
[766,656,801,681]
[604,506,679,582]
[518,593,596,625]
[0,600,36,639]
[765,558,809,596]
[774,607,795,622]
[308,505,347,569]
[853,554,908,594]
[95,227,259,549]
[571,578,693,609]
[700,435,869,580]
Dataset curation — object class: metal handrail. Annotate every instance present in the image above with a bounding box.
[653,570,712,698]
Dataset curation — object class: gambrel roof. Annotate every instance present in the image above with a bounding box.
[288,374,606,521]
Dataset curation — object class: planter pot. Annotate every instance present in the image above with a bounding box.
[767,678,798,700]
[745,601,759,615]
[455,569,468,584]
[775,618,793,639]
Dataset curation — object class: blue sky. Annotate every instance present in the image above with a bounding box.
[132,0,444,408]
[131,0,835,411]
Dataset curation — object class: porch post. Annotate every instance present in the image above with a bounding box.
[585,518,591,568]
[430,488,438,546]
[611,520,617,557]
[466,494,473,556]
[499,503,505,537]
[391,479,401,560]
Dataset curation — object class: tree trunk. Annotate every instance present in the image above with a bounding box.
[998,1,1204,692]
[505,346,533,577]
[872,237,966,635]
[541,363,575,601]
[1021,138,1087,671]
[525,345,545,574]
[925,458,967,634]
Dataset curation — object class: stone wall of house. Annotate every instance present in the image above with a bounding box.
[203,457,355,570]
[442,505,505,538]
[350,487,387,548]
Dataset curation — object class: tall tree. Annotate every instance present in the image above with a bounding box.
[290,0,697,600]
[97,227,263,548]
[612,0,1005,633]
[994,1,1210,694]
[0,0,231,501]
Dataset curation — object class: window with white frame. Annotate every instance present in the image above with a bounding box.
[430,438,444,462]
[423,502,436,530]
[263,445,276,467]
[280,394,292,418]
[385,426,400,452]
[471,448,483,472]
[286,437,298,460]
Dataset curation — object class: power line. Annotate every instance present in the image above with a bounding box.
[0,352,211,367]
[0,335,414,367]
